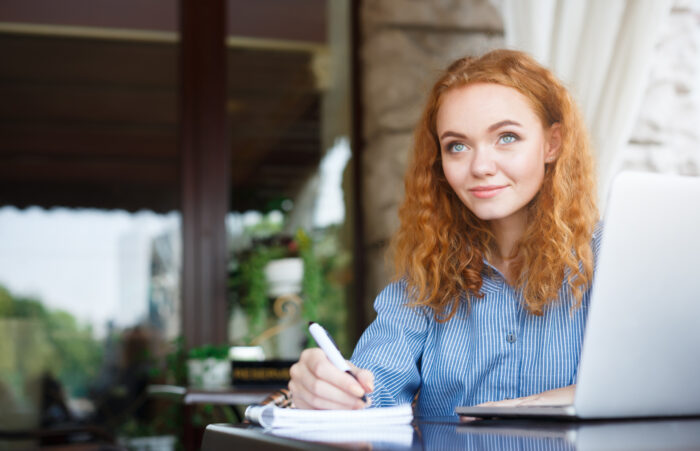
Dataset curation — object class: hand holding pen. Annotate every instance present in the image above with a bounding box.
[288,322,374,410]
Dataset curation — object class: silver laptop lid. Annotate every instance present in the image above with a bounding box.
[574,171,700,418]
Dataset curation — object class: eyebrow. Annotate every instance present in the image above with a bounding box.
[439,120,523,141]
[439,131,467,141]
[488,120,522,132]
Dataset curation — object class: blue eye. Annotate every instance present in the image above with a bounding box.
[498,133,517,144]
[449,143,467,153]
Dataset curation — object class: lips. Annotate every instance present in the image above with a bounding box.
[469,185,507,199]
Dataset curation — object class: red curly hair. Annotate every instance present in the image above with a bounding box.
[393,49,598,320]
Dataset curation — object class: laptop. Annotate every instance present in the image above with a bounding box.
[456,171,700,420]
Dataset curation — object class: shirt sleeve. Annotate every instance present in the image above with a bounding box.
[349,281,429,407]
[592,220,604,271]
[572,220,604,383]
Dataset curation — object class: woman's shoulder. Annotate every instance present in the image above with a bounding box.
[374,279,431,319]
[378,279,409,295]
[374,279,411,310]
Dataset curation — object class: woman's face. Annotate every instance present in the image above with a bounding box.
[437,82,560,226]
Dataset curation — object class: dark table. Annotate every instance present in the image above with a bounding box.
[147,384,281,450]
[201,416,700,450]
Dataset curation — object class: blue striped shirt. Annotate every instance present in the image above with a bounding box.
[351,225,603,417]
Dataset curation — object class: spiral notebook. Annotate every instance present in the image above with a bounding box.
[244,403,413,429]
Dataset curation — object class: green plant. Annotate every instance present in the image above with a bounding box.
[163,336,187,385]
[307,226,352,355]
[0,285,103,398]
[229,229,324,342]
[229,231,310,342]
[228,228,350,354]
[187,344,229,360]
[233,244,287,341]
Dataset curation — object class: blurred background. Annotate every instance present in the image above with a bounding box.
[1,0,698,449]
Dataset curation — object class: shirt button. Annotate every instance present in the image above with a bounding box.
[506,333,517,343]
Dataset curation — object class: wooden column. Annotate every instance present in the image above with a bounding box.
[180,0,228,348]
[350,0,367,340]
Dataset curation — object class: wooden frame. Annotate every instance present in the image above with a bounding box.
[180,0,229,348]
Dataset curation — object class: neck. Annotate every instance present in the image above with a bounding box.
[488,211,528,281]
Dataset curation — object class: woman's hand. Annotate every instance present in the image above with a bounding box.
[476,384,576,408]
[288,348,374,410]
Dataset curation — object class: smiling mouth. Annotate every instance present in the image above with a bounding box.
[469,185,507,199]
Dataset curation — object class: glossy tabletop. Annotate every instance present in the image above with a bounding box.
[201,416,700,450]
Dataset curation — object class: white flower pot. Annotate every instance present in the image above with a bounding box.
[264,257,304,297]
[187,358,230,390]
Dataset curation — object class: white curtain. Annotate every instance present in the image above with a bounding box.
[500,0,672,210]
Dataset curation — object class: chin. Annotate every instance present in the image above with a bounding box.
[469,209,505,221]
[468,206,517,222]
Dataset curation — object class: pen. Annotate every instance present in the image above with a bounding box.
[308,321,368,403]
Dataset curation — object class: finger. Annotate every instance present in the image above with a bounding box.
[306,359,368,403]
[348,363,375,393]
[459,416,480,423]
[292,356,367,408]
[289,379,324,410]
[307,354,367,399]
[289,377,365,410]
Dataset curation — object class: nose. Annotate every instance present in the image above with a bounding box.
[470,146,497,178]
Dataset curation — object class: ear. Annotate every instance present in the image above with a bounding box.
[544,122,562,163]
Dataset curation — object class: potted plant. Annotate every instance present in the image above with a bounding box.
[229,229,323,355]
[186,344,230,390]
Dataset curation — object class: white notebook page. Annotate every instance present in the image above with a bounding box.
[245,403,413,429]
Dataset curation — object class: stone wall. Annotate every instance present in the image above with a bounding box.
[621,0,700,176]
[358,0,504,321]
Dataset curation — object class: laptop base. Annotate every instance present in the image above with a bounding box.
[456,405,578,420]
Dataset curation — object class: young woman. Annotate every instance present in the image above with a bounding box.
[288,49,601,417]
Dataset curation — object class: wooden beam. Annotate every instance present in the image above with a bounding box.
[0,84,176,124]
[0,158,176,184]
[0,123,176,158]
[0,34,177,85]
[180,0,228,349]
[0,181,178,213]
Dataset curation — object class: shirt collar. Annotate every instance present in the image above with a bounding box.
[480,259,506,294]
